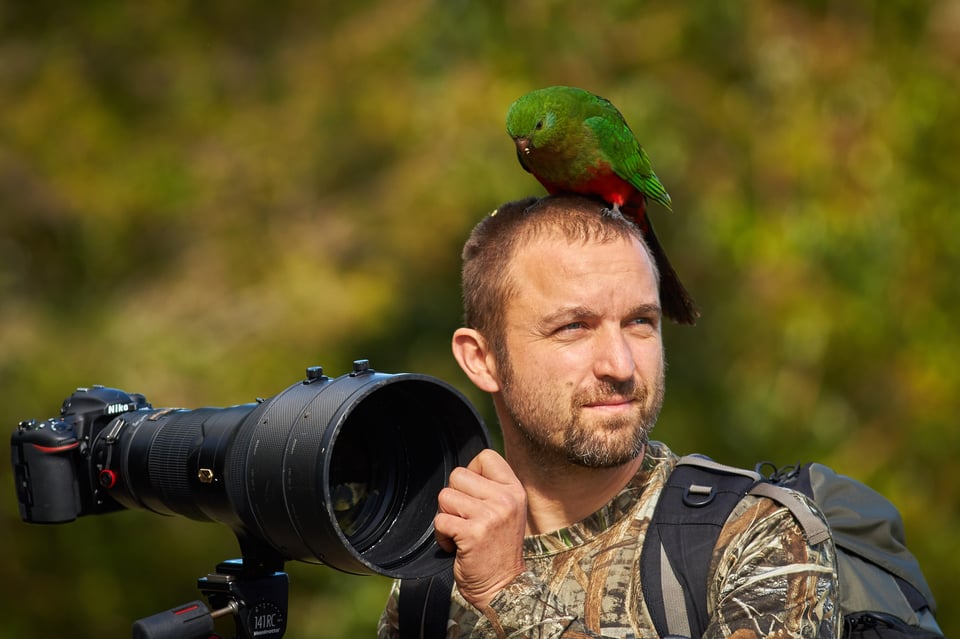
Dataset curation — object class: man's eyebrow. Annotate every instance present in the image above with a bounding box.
[537,305,596,329]
[628,303,663,319]
[536,303,662,329]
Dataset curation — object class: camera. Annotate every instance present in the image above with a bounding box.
[11,360,490,580]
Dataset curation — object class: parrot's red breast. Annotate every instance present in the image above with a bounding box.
[535,165,650,232]
[535,162,634,207]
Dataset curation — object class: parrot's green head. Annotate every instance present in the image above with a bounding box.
[508,86,586,150]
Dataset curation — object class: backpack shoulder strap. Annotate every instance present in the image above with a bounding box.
[746,481,831,544]
[641,456,761,639]
[399,568,455,639]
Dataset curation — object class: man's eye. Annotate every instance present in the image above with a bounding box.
[556,322,586,333]
[628,316,657,330]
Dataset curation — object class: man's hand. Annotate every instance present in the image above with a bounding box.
[434,449,528,610]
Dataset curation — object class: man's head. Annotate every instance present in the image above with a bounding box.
[460,194,659,361]
[452,194,666,470]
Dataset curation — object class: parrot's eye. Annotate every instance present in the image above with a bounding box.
[534,119,544,131]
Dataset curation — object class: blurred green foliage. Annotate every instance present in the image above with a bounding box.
[1,1,957,637]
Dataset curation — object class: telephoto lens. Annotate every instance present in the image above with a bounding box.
[14,361,490,579]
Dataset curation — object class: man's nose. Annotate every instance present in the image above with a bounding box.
[593,328,636,381]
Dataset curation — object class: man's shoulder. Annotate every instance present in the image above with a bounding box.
[641,452,840,638]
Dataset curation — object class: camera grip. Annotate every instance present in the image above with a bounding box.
[11,427,82,523]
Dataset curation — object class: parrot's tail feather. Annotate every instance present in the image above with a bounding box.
[639,218,700,326]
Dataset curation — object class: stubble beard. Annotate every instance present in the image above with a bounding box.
[499,358,665,470]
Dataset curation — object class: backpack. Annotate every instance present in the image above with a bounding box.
[400,455,945,639]
[642,455,944,639]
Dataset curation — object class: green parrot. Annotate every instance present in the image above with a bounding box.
[506,85,699,325]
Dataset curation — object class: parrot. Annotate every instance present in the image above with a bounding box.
[505,85,699,325]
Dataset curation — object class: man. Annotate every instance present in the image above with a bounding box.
[378,194,840,638]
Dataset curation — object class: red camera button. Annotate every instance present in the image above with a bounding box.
[98,469,118,489]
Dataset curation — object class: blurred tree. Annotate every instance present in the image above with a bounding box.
[1,1,957,637]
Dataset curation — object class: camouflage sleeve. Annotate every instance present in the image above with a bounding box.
[376,579,401,639]
[466,571,599,639]
[378,573,602,639]
[704,491,841,639]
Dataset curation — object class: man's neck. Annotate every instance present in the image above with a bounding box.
[506,446,645,536]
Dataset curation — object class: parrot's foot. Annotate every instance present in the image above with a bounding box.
[601,203,627,221]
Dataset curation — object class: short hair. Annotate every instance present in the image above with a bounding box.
[460,194,657,360]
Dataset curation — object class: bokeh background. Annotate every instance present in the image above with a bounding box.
[1,1,957,637]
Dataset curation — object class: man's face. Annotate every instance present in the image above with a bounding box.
[495,231,665,469]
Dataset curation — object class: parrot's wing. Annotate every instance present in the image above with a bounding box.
[585,115,672,212]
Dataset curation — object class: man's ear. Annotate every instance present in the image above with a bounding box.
[451,327,501,393]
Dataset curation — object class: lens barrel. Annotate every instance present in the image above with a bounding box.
[97,365,489,579]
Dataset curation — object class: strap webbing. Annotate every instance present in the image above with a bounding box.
[748,482,831,545]
[660,543,692,638]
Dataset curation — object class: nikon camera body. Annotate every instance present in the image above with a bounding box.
[12,385,150,523]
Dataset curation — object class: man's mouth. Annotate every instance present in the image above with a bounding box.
[583,397,635,410]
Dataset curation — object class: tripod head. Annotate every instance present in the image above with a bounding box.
[133,558,288,639]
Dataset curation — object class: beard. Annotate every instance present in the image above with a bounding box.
[498,356,665,469]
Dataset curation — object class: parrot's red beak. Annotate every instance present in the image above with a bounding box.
[514,137,532,155]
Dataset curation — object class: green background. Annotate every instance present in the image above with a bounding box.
[1,2,957,637]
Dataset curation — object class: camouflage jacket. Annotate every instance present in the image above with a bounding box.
[378,441,841,639]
